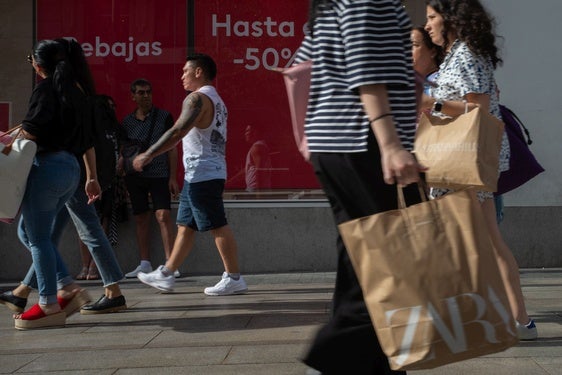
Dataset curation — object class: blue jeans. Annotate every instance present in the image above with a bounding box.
[21,176,124,290]
[17,151,80,305]
[494,195,504,224]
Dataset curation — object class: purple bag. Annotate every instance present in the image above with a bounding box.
[495,105,544,195]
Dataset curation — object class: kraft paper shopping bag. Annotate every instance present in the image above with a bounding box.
[338,186,518,370]
[414,108,504,191]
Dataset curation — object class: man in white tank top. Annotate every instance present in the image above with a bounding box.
[131,53,247,296]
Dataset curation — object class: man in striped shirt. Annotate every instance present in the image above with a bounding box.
[296,1,426,374]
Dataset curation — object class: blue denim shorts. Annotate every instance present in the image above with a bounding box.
[177,179,227,231]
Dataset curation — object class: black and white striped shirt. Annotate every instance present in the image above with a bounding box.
[295,0,417,153]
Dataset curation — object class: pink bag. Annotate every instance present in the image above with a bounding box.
[276,60,312,161]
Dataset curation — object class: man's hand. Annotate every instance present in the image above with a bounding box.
[133,152,153,172]
[169,178,180,200]
[381,146,427,187]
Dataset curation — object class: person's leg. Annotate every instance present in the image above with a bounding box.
[136,224,196,292]
[304,137,414,374]
[154,209,174,260]
[149,178,175,261]
[186,179,236,271]
[5,205,76,309]
[182,179,245,295]
[15,152,79,323]
[164,225,196,270]
[76,241,91,280]
[124,175,153,275]
[210,225,239,274]
[494,194,504,224]
[136,182,196,292]
[64,186,124,289]
[481,198,530,325]
[135,211,152,260]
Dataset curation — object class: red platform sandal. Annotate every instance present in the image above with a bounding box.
[14,304,66,330]
[57,289,92,317]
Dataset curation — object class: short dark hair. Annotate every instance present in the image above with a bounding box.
[186,53,217,81]
[130,78,151,93]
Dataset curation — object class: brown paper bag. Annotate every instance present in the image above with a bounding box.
[338,186,518,370]
[414,108,505,191]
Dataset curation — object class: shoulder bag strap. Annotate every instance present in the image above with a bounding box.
[144,108,158,147]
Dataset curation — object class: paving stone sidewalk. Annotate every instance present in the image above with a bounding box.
[0,269,561,374]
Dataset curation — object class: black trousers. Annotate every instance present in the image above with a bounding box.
[304,134,420,375]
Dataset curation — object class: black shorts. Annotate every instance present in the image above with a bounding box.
[124,175,171,215]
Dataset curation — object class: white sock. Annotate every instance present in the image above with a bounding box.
[140,260,152,268]
[160,266,173,277]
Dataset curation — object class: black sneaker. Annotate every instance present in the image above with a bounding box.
[0,291,27,313]
[80,295,127,315]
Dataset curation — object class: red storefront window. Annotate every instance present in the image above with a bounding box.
[36,0,321,199]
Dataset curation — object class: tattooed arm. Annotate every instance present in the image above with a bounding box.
[132,92,207,171]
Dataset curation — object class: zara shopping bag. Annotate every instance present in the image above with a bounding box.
[0,125,37,222]
[276,60,311,161]
[338,186,518,370]
[414,107,504,191]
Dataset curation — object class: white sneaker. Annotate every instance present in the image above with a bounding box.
[516,319,538,340]
[137,266,175,292]
[204,272,248,296]
[174,270,181,278]
[125,263,152,278]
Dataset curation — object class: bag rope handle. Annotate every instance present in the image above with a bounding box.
[397,180,429,209]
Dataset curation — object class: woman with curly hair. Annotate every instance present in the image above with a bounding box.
[422,0,538,340]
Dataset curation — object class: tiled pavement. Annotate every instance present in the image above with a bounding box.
[0,269,561,374]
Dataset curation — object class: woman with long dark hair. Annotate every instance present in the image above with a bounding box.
[297,1,425,373]
[12,38,101,329]
[422,0,538,340]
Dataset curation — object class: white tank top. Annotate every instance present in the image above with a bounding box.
[182,85,227,183]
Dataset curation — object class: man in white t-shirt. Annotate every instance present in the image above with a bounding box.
[132,54,247,296]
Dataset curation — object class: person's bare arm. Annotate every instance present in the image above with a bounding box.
[167,145,179,198]
[82,147,101,203]
[133,92,205,171]
[359,84,426,186]
[424,92,490,117]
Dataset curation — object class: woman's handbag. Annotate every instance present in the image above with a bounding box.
[0,125,37,223]
[414,107,505,191]
[495,105,544,195]
[276,60,311,161]
[338,185,518,370]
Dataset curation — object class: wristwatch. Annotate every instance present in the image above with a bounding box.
[433,100,443,112]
